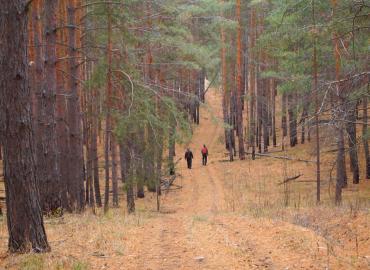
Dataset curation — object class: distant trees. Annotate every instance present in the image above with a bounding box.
[218,0,369,204]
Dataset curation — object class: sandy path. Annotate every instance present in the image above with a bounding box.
[123,89,334,270]
[0,88,367,270]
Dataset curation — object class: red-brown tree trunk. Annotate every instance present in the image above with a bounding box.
[220,3,233,161]
[363,95,370,179]
[248,7,256,159]
[346,104,360,184]
[92,86,102,206]
[111,137,119,207]
[38,0,61,213]
[236,0,245,159]
[104,3,113,213]
[67,0,85,211]
[56,0,71,210]
[312,0,320,203]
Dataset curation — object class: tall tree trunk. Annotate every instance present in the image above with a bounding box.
[261,79,269,153]
[271,78,277,147]
[363,95,370,179]
[119,142,130,184]
[335,125,347,204]
[248,7,256,159]
[126,141,135,214]
[312,0,320,203]
[155,134,164,211]
[111,137,119,206]
[136,132,145,199]
[300,91,310,144]
[236,0,245,159]
[38,0,61,213]
[87,135,95,207]
[168,114,176,175]
[82,1,95,209]
[288,93,298,147]
[104,3,113,213]
[56,0,71,211]
[67,0,85,211]
[220,5,233,161]
[0,0,50,252]
[346,103,360,184]
[281,92,288,139]
[92,87,102,206]
[145,126,157,192]
[332,0,347,202]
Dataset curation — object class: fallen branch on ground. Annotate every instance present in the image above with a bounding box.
[161,175,177,190]
[172,157,182,168]
[246,152,316,163]
[278,174,303,186]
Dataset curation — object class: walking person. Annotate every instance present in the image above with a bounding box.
[201,144,208,166]
[185,148,194,169]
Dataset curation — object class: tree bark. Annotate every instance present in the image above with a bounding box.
[248,7,256,159]
[220,6,233,161]
[363,96,370,179]
[236,0,245,159]
[346,103,360,184]
[126,141,135,214]
[111,137,119,206]
[271,78,277,147]
[67,0,85,211]
[312,0,321,203]
[0,0,50,252]
[104,2,113,213]
[92,87,102,206]
[119,142,129,185]
[56,0,71,211]
[168,114,176,175]
[37,0,61,213]
[335,125,347,204]
[287,93,298,147]
[300,90,310,144]
[281,92,288,139]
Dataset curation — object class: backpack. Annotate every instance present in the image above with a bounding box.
[202,147,208,155]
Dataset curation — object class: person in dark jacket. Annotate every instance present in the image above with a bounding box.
[201,144,208,166]
[185,148,194,169]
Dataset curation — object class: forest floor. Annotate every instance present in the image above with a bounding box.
[0,88,370,270]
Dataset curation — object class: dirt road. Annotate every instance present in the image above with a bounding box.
[123,89,333,270]
[1,88,364,270]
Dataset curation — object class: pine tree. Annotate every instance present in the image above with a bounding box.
[0,0,49,252]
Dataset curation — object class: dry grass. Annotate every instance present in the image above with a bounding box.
[0,198,162,270]
[0,87,369,269]
[216,139,370,269]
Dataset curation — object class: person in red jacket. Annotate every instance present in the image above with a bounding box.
[201,144,208,166]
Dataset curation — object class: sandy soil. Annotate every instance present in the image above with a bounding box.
[0,88,369,270]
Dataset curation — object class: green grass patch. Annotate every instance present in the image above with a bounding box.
[20,255,44,270]
[72,261,89,270]
[193,215,208,222]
